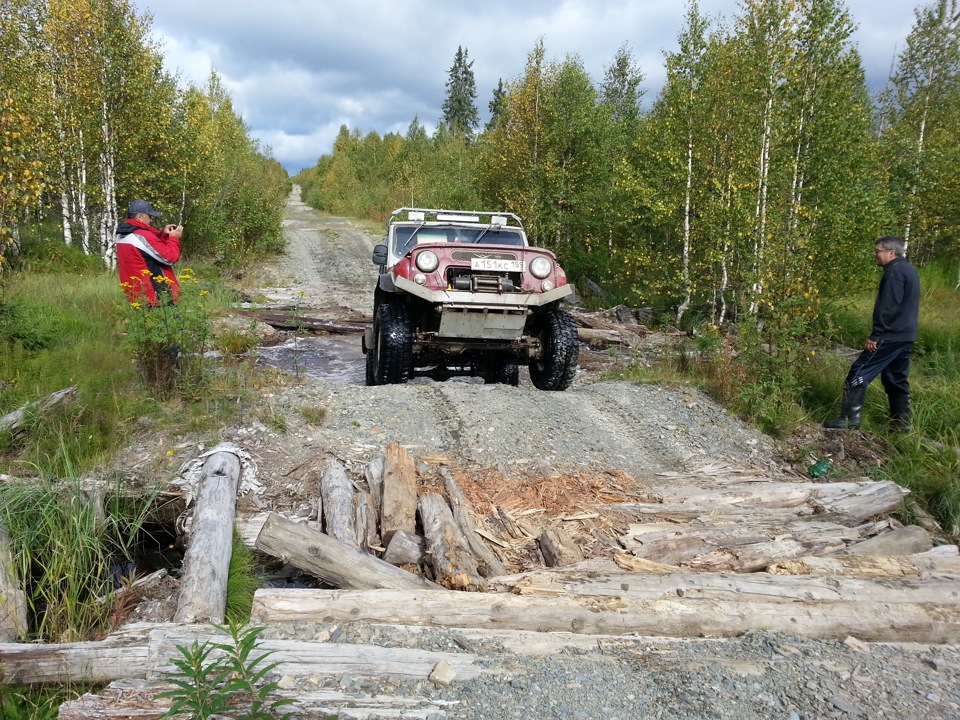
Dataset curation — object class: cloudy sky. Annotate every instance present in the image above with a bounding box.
[144,0,922,175]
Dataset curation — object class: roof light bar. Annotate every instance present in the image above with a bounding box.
[408,211,425,222]
[436,213,480,222]
[491,215,507,226]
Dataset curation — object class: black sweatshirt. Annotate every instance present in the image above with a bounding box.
[870,256,920,342]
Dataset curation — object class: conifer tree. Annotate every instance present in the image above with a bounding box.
[441,46,480,140]
[486,79,507,132]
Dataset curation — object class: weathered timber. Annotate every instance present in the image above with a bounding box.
[320,459,357,547]
[538,527,584,567]
[418,493,486,591]
[255,512,437,590]
[355,488,379,551]
[682,538,847,572]
[173,447,240,624]
[487,567,960,605]
[235,310,367,334]
[0,386,76,437]
[602,479,906,526]
[619,520,861,570]
[251,587,960,643]
[383,530,424,565]
[381,443,418,542]
[58,678,456,720]
[768,553,960,579]
[8,622,481,688]
[0,523,27,641]
[365,455,385,532]
[576,327,638,348]
[839,524,933,556]
[439,467,506,577]
[0,633,150,684]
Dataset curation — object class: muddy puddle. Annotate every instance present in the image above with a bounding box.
[257,334,366,384]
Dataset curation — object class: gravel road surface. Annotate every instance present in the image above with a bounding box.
[239,189,960,720]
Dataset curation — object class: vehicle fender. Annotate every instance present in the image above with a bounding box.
[377,273,397,293]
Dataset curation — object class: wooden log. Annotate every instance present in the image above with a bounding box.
[255,512,436,590]
[0,633,151,684]
[603,479,906,526]
[173,448,240,624]
[251,587,960,643]
[235,310,367,334]
[619,520,860,571]
[365,455,385,532]
[320,459,357,547]
[0,523,27,641]
[381,443,417,543]
[439,467,506,577]
[355,488,380,551]
[538,528,584,567]
[418,493,486,591]
[0,386,76,437]
[487,567,960,605]
[8,622,481,688]
[383,530,424,566]
[58,678,457,720]
[839,524,933,556]
[768,553,960,579]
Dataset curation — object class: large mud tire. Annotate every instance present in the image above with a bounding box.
[371,301,413,385]
[528,309,579,391]
[485,360,520,387]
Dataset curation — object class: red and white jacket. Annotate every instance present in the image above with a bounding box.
[116,219,181,304]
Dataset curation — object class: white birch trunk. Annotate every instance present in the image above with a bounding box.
[676,126,694,325]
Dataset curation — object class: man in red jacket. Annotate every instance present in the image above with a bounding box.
[116,199,184,305]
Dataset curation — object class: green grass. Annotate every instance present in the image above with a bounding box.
[0,473,165,641]
[611,262,960,536]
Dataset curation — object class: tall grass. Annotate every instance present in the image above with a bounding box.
[0,471,166,641]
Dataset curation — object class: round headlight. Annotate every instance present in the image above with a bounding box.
[415,250,439,272]
[530,256,553,279]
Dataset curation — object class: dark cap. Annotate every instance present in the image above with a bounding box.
[128,199,162,217]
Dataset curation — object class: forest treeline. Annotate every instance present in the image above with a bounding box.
[297,0,960,330]
[0,0,289,269]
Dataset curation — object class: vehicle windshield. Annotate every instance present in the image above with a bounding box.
[393,225,524,255]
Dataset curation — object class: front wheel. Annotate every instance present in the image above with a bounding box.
[369,300,413,385]
[483,359,520,387]
[528,308,579,391]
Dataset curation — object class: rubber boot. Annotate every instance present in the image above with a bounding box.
[888,392,911,432]
[822,385,867,429]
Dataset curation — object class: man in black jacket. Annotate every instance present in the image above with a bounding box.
[824,236,920,431]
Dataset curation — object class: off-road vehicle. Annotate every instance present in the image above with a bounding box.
[362,207,579,390]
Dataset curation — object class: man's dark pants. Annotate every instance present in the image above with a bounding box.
[843,340,913,395]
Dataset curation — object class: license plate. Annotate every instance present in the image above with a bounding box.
[470,258,524,272]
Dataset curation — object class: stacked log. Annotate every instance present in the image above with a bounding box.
[253,443,506,591]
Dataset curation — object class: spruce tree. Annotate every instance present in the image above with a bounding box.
[441,46,480,140]
[486,79,507,132]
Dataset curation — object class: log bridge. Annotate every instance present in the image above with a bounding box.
[2,441,958,719]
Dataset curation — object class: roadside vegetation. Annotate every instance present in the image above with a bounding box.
[0,1,958,714]
[295,1,960,535]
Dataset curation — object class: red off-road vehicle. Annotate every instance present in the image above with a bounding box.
[362,208,579,390]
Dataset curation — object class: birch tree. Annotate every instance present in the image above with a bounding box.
[878,0,960,269]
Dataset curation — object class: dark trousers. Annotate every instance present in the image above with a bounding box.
[843,340,913,396]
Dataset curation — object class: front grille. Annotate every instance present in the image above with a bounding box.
[450,250,518,262]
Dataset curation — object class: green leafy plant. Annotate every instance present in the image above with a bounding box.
[159,621,293,720]
[119,268,212,396]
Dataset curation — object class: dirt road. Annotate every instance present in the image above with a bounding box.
[253,188,783,481]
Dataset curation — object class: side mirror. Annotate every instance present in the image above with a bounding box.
[372,244,388,265]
